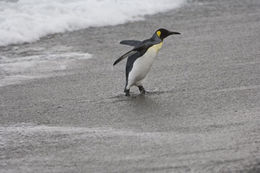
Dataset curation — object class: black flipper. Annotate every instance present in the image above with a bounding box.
[120,40,142,47]
[113,50,137,66]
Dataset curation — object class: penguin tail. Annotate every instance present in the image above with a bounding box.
[113,50,137,66]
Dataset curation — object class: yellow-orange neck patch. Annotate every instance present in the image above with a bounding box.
[157,31,161,37]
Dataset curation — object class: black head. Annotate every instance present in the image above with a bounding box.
[155,28,181,40]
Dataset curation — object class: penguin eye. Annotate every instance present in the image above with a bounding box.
[156,31,161,37]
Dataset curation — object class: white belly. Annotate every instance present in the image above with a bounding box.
[127,42,162,88]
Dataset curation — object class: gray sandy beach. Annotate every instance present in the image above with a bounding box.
[1,0,260,172]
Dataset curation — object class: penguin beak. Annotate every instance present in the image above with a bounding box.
[169,31,181,35]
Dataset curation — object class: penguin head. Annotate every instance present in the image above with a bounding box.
[155,28,181,40]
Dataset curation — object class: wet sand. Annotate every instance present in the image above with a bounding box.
[1,0,260,172]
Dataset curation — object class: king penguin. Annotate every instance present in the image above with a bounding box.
[113,28,180,96]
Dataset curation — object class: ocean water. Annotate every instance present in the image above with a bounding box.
[0,0,185,87]
[0,0,185,46]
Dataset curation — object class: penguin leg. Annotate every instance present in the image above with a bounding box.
[136,80,145,94]
[138,85,146,94]
[124,82,130,96]
[124,88,130,96]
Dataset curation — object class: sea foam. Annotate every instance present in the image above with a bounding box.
[0,0,185,46]
[0,48,92,87]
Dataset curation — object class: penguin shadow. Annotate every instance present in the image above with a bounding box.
[129,94,157,107]
[108,93,147,103]
[108,89,175,104]
[115,93,159,112]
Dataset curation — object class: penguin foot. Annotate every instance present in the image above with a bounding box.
[124,89,130,96]
[138,86,146,95]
